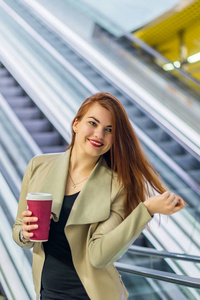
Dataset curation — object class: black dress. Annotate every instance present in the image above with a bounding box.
[40,192,90,300]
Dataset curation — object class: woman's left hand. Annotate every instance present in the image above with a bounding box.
[143,191,186,216]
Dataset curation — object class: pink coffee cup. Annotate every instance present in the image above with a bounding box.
[26,193,53,242]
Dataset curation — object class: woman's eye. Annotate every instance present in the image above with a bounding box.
[105,128,112,133]
[89,121,96,126]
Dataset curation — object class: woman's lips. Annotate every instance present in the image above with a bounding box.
[88,139,104,148]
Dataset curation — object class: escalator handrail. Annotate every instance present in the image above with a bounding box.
[129,245,200,263]
[115,262,200,288]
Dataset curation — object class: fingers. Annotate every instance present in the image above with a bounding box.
[152,191,185,215]
[23,222,38,232]
[162,191,171,198]
[162,192,186,214]
[22,210,32,217]
[22,210,38,239]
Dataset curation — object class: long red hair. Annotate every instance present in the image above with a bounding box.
[68,92,166,217]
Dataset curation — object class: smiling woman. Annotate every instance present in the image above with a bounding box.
[71,103,113,163]
[13,92,185,300]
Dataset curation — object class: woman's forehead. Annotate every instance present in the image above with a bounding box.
[84,103,112,121]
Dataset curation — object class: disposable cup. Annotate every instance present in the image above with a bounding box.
[26,193,53,242]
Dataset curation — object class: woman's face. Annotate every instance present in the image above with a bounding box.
[73,103,113,159]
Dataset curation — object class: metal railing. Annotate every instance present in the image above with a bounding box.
[115,262,200,289]
[129,245,200,263]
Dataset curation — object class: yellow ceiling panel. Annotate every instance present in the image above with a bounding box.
[134,0,200,83]
[135,0,200,47]
[157,20,200,61]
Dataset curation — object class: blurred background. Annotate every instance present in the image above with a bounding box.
[0,0,200,299]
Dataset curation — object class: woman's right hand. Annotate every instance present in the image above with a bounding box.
[21,210,38,241]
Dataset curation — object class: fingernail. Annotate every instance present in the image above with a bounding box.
[34,225,38,228]
[34,217,38,221]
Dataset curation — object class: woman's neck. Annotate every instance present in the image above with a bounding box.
[70,147,100,174]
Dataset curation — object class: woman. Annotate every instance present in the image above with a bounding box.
[13,92,185,300]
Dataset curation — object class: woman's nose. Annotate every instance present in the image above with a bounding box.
[94,127,104,140]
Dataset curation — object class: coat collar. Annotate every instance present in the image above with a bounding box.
[39,149,111,225]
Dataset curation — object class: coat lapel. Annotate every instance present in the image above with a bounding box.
[39,149,111,225]
[39,150,70,221]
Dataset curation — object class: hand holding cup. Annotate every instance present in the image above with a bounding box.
[22,193,53,242]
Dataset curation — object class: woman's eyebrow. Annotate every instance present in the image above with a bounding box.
[88,116,100,123]
[88,116,112,127]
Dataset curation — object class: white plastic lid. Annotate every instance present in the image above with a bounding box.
[26,193,53,200]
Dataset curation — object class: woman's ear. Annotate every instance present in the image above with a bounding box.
[73,118,79,133]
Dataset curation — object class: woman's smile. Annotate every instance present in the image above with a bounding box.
[88,139,104,148]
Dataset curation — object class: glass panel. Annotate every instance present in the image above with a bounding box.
[118,248,200,299]
[119,270,200,300]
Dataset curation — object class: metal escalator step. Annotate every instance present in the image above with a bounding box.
[127,106,145,118]
[175,188,199,208]
[173,154,200,171]
[0,86,24,97]
[14,107,42,120]
[6,96,32,108]
[145,127,171,142]
[0,76,16,87]
[23,119,52,133]
[103,86,117,94]
[159,171,187,191]
[116,95,130,106]
[82,68,97,78]
[89,75,107,84]
[32,131,61,146]
[133,116,157,130]
[186,207,200,220]
[188,169,200,184]
[0,68,9,77]
[63,52,79,60]
[159,140,185,156]
[41,145,67,154]
[69,58,87,68]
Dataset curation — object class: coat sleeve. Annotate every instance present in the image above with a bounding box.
[12,158,35,249]
[88,188,152,268]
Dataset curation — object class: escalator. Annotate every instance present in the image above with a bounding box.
[1,1,200,299]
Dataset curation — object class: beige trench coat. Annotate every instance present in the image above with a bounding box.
[13,149,152,300]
